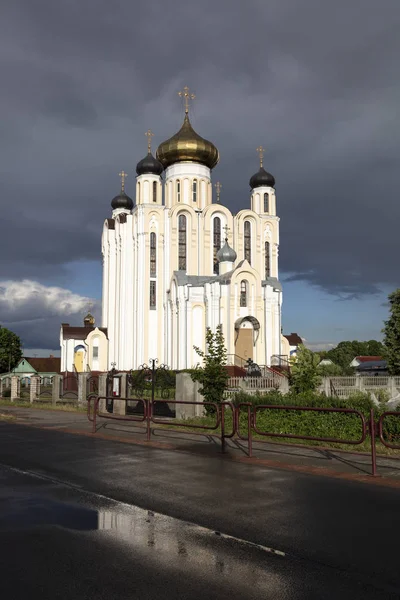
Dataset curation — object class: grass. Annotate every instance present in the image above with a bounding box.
[0,399,87,413]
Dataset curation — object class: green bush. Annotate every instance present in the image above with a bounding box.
[232,389,377,443]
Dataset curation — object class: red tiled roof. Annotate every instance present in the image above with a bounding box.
[25,357,61,373]
[354,356,383,363]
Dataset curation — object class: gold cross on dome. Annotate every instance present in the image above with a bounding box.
[223,224,230,240]
[215,181,222,203]
[256,145,265,168]
[178,85,195,114]
[145,129,154,153]
[118,170,127,192]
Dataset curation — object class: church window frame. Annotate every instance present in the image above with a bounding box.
[150,232,157,277]
[240,280,248,307]
[213,216,221,274]
[178,214,187,271]
[177,180,181,203]
[265,241,271,278]
[152,181,157,203]
[192,179,197,203]
[150,281,156,309]
[244,220,251,264]
[264,193,269,213]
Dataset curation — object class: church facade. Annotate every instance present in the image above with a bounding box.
[101,89,286,371]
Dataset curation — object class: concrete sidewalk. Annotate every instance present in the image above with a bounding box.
[2,405,400,483]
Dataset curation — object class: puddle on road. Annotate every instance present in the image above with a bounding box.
[0,478,286,595]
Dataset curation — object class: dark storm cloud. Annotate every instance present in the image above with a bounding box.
[0,280,100,349]
[0,0,399,346]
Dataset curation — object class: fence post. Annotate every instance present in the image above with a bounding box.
[324,377,331,396]
[369,408,377,477]
[0,378,3,398]
[11,376,20,402]
[78,373,88,405]
[30,375,40,403]
[98,374,107,413]
[52,375,61,405]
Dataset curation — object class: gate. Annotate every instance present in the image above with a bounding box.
[20,377,31,400]
[127,360,176,417]
[59,373,78,402]
[38,376,53,402]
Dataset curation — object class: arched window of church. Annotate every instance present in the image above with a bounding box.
[213,217,221,274]
[153,181,157,203]
[178,214,187,271]
[177,180,181,202]
[240,280,248,307]
[192,179,197,203]
[137,182,140,203]
[150,232,157,277]
[244,221,251,264]
[265,241,271,278]
[264,193,269,212]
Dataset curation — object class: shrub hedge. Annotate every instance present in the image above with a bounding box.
[232,390,400,445]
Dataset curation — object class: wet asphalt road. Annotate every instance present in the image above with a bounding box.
[0,422,399,598]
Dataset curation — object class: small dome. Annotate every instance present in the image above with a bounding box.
[111,191,134,211]
[249,166,275,190]
[217,239,237,263]
[156,113,219,170]
[84,312,95,327]
[136,152,164,176]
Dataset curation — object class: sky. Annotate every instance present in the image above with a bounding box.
[0,0,399,357]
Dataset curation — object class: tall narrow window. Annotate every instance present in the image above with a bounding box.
[177,180,181,202]
[150,281,156,308]
[213,217,221,274]
[265,241,271,278]
[264,193,269,212]
[192,179,197,202]
[153,181,157,203]
[150,232,157,277]
[178,214,187,271]
[137,182,140,203]
[240,280,248,307]
[244,221,251,264]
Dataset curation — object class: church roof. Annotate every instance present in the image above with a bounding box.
[61,324,108,340]
[173,271,283,288]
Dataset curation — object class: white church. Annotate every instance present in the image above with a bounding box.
[61,88,289,373]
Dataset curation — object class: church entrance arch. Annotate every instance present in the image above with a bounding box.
[234,316,260,361]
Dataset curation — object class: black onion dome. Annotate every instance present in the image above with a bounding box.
[249,166,275,189]
[136,152,164,176]
[111,191,134,211]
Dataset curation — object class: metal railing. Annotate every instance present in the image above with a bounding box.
[87,395,400,477]
[88,396,235,453]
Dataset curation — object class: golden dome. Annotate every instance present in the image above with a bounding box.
[156,113,219,170]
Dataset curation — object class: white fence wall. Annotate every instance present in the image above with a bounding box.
[226,376,400,399]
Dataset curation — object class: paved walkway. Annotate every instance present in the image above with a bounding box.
[1,405,400,484]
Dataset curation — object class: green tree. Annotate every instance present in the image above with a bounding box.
[317,362,344,377]
[191,324,229,407]
[290,344,321,393]
[0,327,23,373]
[383,289,400,375]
